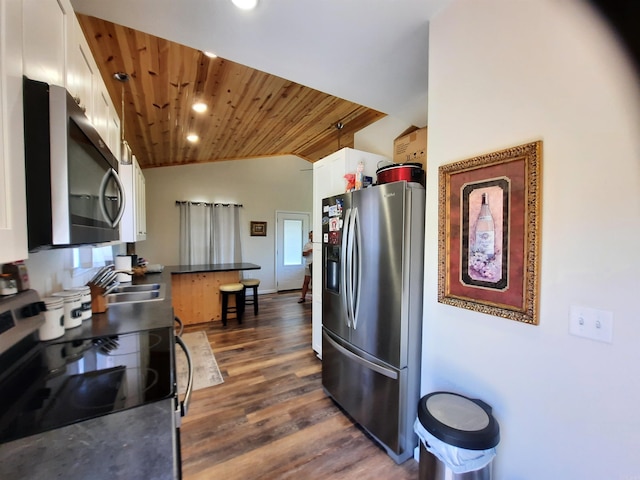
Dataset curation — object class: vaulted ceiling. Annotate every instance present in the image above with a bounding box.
[71,0,450,170]
[77,14,386,169]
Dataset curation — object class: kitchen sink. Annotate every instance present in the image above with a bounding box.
[106,283,166,305]
[112,283,162,293]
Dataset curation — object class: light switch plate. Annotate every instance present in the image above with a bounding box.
[569,305,613,343]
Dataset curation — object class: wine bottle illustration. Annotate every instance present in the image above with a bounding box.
[474,193,495,257]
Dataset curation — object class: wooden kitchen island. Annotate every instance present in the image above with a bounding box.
[169,263,261,326]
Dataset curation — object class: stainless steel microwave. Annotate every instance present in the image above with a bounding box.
[23,77,125,250]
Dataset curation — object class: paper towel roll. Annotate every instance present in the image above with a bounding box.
[115,255,132,282]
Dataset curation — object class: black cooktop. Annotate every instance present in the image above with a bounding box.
[0,327,175,444]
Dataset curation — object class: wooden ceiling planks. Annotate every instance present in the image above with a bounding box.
[76,14,385,169]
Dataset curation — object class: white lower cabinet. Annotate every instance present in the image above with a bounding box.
[120,155,147,243]
[0,0,28,264]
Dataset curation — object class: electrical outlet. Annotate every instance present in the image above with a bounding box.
[569,305,613,343]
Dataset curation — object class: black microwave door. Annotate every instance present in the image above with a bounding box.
[67,119,123,243]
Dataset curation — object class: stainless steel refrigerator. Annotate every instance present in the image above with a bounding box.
[321,180,425,464]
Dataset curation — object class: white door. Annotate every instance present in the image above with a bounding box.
[276,211,310,291]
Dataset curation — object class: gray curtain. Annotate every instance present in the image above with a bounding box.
[178,202,242,266]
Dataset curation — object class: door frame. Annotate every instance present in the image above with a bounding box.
[275,210,311,291]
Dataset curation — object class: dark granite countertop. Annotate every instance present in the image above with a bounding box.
[0,399,178,480]
[168,262,261,274]
[48,271,173,343]
[0,271,180,479]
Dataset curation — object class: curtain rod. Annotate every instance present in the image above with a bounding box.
[175,201,243,207]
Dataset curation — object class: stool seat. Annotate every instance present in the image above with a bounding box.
[241,278,261,315]
[220,283,245,326]
[220,283,244,292]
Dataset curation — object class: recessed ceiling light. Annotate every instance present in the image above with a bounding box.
[203,51,217,58]
[231,0,258,10]
[192,102,207,113]
[186,134,199,143]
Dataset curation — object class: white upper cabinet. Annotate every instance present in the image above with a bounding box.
[67,12,121,157]
[67,17,94,116]
[120,155,147,243]
[108,105,121,162]
[0,0,28,264]
[22,0,66,86]
[3,0,125,259]
[94,81,110,147]
[24,0,119,155]
[135,162,146,239]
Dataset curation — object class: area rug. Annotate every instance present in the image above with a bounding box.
[176,331,224,395]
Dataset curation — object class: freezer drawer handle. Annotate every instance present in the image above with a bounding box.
[325,333,398,380]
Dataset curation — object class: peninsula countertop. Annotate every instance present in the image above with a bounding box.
[168,263,261,326]
[167,262,261,274]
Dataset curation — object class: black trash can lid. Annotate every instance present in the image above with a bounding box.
[418,391,500,450]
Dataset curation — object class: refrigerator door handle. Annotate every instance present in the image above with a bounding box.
[341,207,352,328]
[351,207,362,330]
[345,206,357,327]
[324,332,398,380]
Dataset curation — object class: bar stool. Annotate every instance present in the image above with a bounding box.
[219,283,245,326]
[241,278,261,315]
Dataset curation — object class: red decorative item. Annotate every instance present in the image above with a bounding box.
[376,162,425,186]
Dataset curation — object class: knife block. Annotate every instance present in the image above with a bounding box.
[89,284,108,313]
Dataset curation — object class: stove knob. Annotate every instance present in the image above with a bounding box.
[21,301,45,317]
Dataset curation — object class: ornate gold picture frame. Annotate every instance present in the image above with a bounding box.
[438,141,542,325]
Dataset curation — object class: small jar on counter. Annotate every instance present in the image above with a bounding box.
[51,290,83,329]
[65,286,92,321]
[0,274,18,296]
[39,297,65,341]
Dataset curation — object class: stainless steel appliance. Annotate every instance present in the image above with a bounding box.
[0,290,191,478]
[23,77,125,250]
[321,180,425,464]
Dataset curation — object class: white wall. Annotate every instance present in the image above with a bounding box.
[354,115,414,159]
[141,155,313,293]
[423,1,640,479]
[24,248,94,295]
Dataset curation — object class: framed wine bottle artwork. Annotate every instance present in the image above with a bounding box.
[438,140,542,325]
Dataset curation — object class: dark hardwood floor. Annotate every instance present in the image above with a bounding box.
[180,291,420,479]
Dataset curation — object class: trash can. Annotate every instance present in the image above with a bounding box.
[415,391,500,480]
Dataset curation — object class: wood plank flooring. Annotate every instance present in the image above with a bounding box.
[180,291,420,479]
